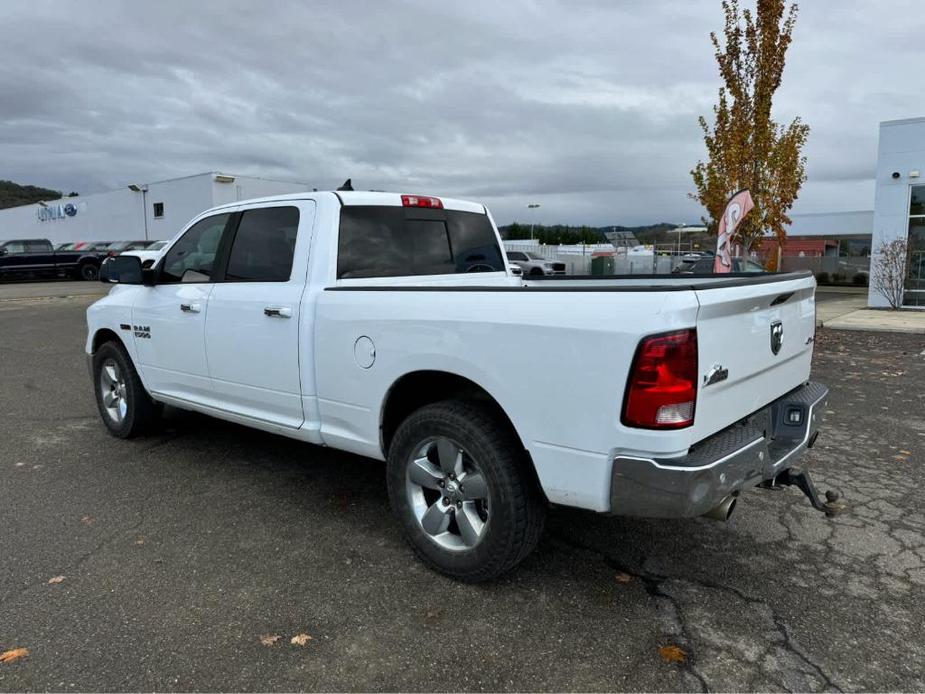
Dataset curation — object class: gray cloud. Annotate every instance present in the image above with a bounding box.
[0,0,921,225]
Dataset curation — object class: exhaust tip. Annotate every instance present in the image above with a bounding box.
[703,495,737,521]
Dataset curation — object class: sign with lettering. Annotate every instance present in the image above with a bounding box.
[37,202,79,222]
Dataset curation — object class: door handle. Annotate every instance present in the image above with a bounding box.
[264,306,292,318]
[180,303,201,313]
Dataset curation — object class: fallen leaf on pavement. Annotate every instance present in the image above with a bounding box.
[614,571,633,584]
[80,516,95,525]
[48,576,65,584]
[291,634,312,646]
[259,634,281,646]
[0,648,29,664]
[134,538,144,545]
[658,644,687,664]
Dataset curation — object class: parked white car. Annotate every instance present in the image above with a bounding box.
[86,191,833,581]
[505,250,566,276]
[120,240,169,268]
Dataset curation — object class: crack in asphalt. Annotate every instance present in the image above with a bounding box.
[548,530,845,693]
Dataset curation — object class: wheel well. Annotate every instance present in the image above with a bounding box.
[91,328,123,353]
[381,371,521,457]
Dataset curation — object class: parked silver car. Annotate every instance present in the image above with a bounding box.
[505,250,566,276]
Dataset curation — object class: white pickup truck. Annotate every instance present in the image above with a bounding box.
[86,190,835,581]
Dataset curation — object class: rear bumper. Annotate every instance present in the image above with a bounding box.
[609,381,829,518]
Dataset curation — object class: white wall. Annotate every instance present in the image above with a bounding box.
[0,189,144,245]
[869,117,925,307]
[212,175,308,208]
[142,174,215,242]
[786,210,872,238]
[0,172,312,246]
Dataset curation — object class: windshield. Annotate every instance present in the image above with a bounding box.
[150,241,168,250]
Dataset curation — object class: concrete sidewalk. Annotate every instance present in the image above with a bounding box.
[815,294,868,325]
[822,307,925,334]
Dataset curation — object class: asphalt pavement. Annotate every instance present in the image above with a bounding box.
[0,291,924,691]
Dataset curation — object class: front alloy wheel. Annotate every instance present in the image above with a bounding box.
[92,340,161,438]
[99,358,128,425]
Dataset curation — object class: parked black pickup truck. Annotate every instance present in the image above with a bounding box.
[0,238,103,281]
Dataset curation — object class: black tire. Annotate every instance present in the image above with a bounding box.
[529,267,544,276]
[92,340,161,438]
[80,262,99,281]
[387,400,545,582]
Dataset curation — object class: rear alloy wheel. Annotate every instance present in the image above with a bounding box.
[92,341,161,438]
[387,400,545,582]
[80,263,99,281]
[406,436,491,551]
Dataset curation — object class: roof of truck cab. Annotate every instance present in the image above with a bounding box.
[208,190,486,214]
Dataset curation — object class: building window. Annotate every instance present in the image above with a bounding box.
[905,185,925,307]
[153,202,165,219]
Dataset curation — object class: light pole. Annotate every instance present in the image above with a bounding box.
[128,184,149,240]
[527,203,541,241]
[676,223,685,257]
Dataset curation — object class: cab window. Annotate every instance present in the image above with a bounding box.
[224,206,300,282]
[160,214,231,283]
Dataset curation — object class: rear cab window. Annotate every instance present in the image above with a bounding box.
[337,205,505,279]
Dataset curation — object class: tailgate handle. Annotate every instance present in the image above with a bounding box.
[770,292,794,306]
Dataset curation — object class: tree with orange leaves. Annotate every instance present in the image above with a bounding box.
[691,0,809,252]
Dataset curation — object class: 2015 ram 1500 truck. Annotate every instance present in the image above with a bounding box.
[86,191,834,581]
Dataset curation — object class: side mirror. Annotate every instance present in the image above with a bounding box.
[0,248,7,257]
[99,255,143,285]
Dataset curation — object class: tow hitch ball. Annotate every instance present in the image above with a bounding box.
[760,468,847,517]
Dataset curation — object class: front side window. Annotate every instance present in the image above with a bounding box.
[160,213,230,283]
[337,207,504,279]
[225,206,300,282]
[506,251,527,261]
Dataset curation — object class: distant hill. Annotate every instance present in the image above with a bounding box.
[0,180,64,210]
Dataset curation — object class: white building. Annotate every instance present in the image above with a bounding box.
[0,172,310,246]
[870,117,925,308]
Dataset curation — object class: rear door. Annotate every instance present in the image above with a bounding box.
[691,274,817,441]
[132,212,235,401]
[203,201,314,427]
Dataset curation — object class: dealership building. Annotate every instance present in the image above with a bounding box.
[0,172,309,246]
[868,117,925,308]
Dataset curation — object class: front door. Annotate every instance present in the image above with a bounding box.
[204,202,313,428]
[132,212,234,402]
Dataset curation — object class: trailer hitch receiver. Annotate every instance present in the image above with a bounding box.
[761,468,847,517]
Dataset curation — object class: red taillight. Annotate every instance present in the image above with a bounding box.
[401,194,443,209]
[622,329,698,429]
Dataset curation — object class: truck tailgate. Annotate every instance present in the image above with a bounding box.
[691,274,817,442]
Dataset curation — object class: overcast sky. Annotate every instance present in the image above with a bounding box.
[1,0,921,225]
